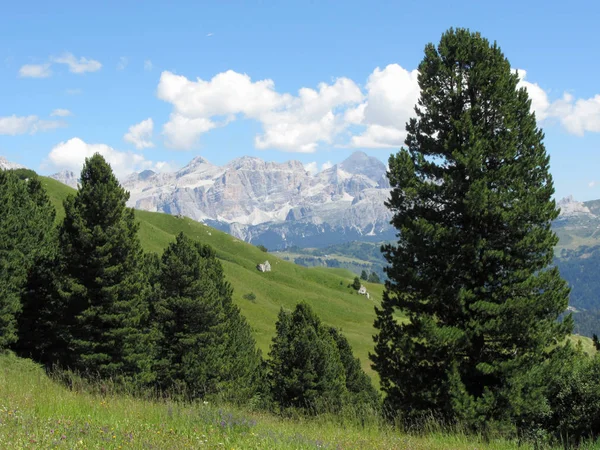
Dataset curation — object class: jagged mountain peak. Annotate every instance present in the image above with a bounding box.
[50,169,79,188]
[339,151,387,183]
[557,195,593,217]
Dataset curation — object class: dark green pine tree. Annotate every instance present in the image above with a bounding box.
[360,270,369,281]
[371,28,572,426]
[13,177,64,364]
[57,154,154,382]
[0,172,56,348]
[154,232,261,401]
[352,276,361,291]
[268,302,347,414]
[328,327,380,409]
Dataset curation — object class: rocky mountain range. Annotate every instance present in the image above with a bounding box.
[119,151,395,248]
[3,153,597,250]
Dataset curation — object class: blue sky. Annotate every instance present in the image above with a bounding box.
[1,0,599,199]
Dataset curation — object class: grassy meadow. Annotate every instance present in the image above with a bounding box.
[0,352,544,449]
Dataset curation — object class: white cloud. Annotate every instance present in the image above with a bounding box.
[124,118,154,149]
[155,64,600,153]
[66,88,83,95]
[206,32,214,37]
[144,60,153,71]
[515,70,551,121]
[517,70,600,136]
[349,64,420,148]
[162,114,220,149]
[157,70,362,152]
[117,56,128,71]
[589,181,597,188]
[19,63,52,78]
[47,137,158,177]
[51,52,102,74]
[0,115,64,135]
[304,160,333,175]
[304,161,318,175]
[51,108,72,117]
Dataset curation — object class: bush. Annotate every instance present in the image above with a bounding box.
[243,292,257,303]
[511,345,600,447]
[256,245,268,253]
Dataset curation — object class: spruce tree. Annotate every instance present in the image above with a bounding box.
[371,28,571,425]
[57,154,154,381]
[268,303,347,414]
[13,177,63,363]
[360,270,368,281]
[0,172,56,348]
[328,327,380,409]
[154,233,261,401]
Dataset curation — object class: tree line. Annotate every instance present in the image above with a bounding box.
[0,154,378,416]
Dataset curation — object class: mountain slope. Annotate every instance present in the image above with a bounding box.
[40,177,386,381]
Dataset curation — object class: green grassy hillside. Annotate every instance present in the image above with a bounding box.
[0,352,530,449]
[40,177,386,381]
[39,177,596,385]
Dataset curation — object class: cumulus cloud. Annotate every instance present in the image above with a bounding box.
[51,52,102,74]
[19,63,52,78]
[157,70,363,152]
[517,70,600,136]
[321,161,333,171]
[124,118,154,149]
[155,64,600,153]
[46,137,163,177]
[349,64,420,148]
[51,108,72,117]
[304,161,318,175]
[0,115,64,135]
[304,160,334,175]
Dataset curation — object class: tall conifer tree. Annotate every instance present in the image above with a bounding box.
[154,233,261,401]
[0,172,55,348]
[268,303,347,414]
[371,29,571,424]
[57,154,153,381]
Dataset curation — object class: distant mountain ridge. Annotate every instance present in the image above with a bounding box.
[0,157,25,171]
[4,151,596,250]
[119,151,394,249]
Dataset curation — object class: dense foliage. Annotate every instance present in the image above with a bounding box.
[0,171,55,347]
[153,232,262,401]
[267,302,378,415]
[54,155,154,382]
[372,28,572,433]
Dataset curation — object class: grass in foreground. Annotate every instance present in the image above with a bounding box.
[0,352,534,449]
